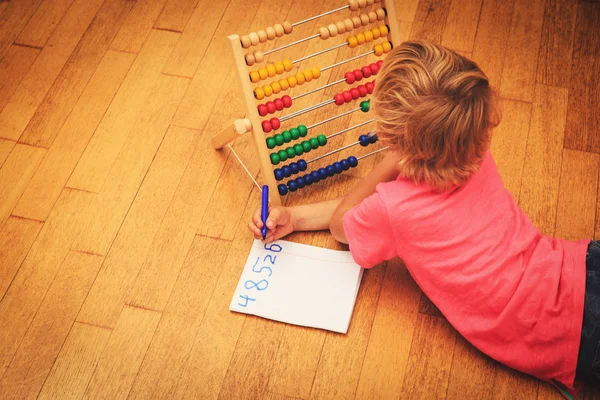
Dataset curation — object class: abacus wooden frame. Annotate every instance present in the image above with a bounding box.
[213,0,401,205]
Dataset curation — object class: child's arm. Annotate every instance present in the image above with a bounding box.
[329,152,400,243]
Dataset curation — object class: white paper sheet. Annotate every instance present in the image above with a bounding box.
[230,239,363,334]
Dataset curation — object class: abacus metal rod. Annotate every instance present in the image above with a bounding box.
[227,144,262,191]
[306,106,362,130]
[264,34,320,56]
[292,42,347,64]
[307,140,363,164]
[291,5,349,27]
[280,99,336,122]
[322,50,373,72]
[326,119,375,139]
[357,146,388,160]
[292,78,345,100]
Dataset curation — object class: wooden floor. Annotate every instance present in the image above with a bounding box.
[0,0,599,398]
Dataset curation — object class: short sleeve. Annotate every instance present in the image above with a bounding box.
[342,190,397,268]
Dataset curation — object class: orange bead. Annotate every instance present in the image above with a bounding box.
[274,61,285,74]
[274,24,285,37]
[372,27,381,40]
[364,30,374,42]
[249,71,260,83]
[282,21,293,34]
[336,21,346,34]
[258,67,268,80]
[349,0,359,11]
[266,27,276,39]
[327,24,338,37]
[344,18,354,31]
[356,33,366,45]
[376,8,386,20]
[266,64,276,77]
[241,35,251,48]
[368,11,378,23]
[282,58,293,72]
[360,13,370,26]
[374,44,384,56]
[347,36,358,48]
[254,87,265,100]
[352,16,361,28]
[254,51,264,63]
[382,41,392,53]
[249,32,259,46]
[264,84,273,97]
[279,79,289,90]
[257,30,268,42]
[380,25,389,36]
[287,75,297,88]
[358,0,367,7]
[311,67,321,79]
[271,81,281,94]
[303,69,313,82]
[295,71,305,85]
[319,26,330,39]
[245,53,256,66]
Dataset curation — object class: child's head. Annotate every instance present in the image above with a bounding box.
[373,40,501,190]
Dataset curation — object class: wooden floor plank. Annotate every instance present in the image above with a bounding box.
[37,322,111,400]
[535,0,577,88]
[0,143,46,225]
[12,50,136,222]
[564,2,600,154]
[0,139,15,169]
[490,99,532,200]
[82,306,161,400]
[395,0,420,22]
[0,0,105,141]
[0,189,95,379]
[0,216,43,299]
[409,0,452,43]
[441,0,483,53]
[354,259,422,399]
[18,0,136,149]
[75,114,196,328]
[499,0,547,102]
[0,45,40,114]
[0,251,103,400]
[15,0,76,49]
[519,85,568,235]
[554,149,599,241]
[128,236,231,399]
[0,0,44,60]
[67,29,180,193]
[154,0,200,32]
[110,0,170,53]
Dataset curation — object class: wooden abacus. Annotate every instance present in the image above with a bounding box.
[212,0,401,205]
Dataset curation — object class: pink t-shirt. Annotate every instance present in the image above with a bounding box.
[343,151,588,388]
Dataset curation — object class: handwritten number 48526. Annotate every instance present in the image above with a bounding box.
[238,243,282,308]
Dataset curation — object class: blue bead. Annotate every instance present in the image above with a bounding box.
[348,156,358,167]
[296,177,306,188]
[288,180,298,192]
[319,168,328,179]
[311,171,321,182]
[333,161,343,174]
[359,134,369,147]
[274,168,284,181]
[282,166,292,177]
[304,174,313,185]
[326,165,335,177]
[298,159,307,171]
[369,134,378,143]
[341,159,350,170]
[278,184,288,196]
[290,162,299,174]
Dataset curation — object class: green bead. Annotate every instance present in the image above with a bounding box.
[274,134,284,146]
[298,125,308,137]
[286,147,296,158]
[293,143,303,155]
[282,130,292,143]
[290,128,300,140]
[309,138,319,149]
[302,140,311,152]
[317,134,327,146]
[360,99,371,112]
[266,137,276,149]
[270,152,280,165]
[278,149,288,162]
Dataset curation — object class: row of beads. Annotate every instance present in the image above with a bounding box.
[254,66,321,100]
[240,22,292,49]
[333,82,374,105]
[318,8,385,40]
[269,135,328,165]
[249,59,293,82]
[348,24,389,47]
[278,156,360,196]
[257,95,293,116]
[265,125,308,149]
[345,60,383,84]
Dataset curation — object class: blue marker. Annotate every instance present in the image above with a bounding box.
[261,185,269,240]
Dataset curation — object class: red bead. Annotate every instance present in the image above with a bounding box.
[344,71,355,84]
[350,88,360,99]
[377,60,383,68]
[343,91,353,102]
[370,63,380,75]
[270,117,281,130]
[262,120,272,132]
[353,69,363,81]
[361,66,372,78]
[334,93,345,105]
[258,104,268,116]
[358,85,368,97]
[266,102,277,114]
[274,98,284,111]
[365,81,375,94]
[282,95,292,108]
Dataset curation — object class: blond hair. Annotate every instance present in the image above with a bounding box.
[373,40,501,190]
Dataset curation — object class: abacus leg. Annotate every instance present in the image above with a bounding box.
[211,118,252,149]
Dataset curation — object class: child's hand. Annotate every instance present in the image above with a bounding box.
[248,206,295,242]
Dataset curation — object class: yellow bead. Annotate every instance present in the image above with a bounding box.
[356,33,366,45]
[364,30,374,42]
[274,61,285,74]
[254,87,265,100]
[258,67,268,80]
[271,81,281,94]
[374,44,384,56]
[372,27,381,40]
[279,79,289,90]
[282,58,293,72]
[304,69,313,82]
[264,84,273,97]
[348,36,358,48]
[380,25,389,36]
[311,67,321,79]
[266,64,276,77]
[382,41,392,53]
[296,72,305,85]
[249,71,260,83]
[287,75,297,88]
